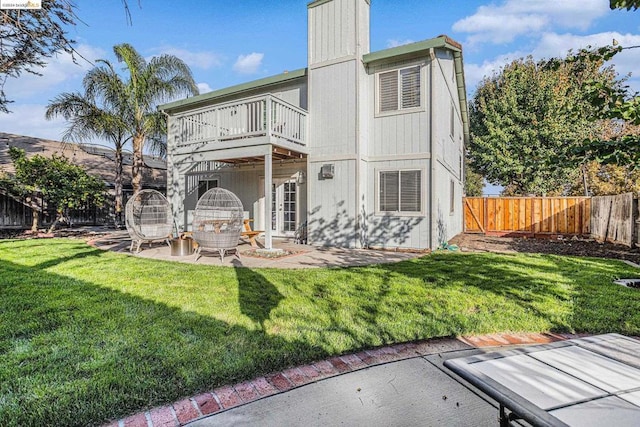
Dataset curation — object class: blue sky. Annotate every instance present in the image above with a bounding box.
[1,0,638,190]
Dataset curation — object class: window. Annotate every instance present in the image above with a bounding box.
[198,179,218,200]
[378,65,421,113]
[378,170,421,213]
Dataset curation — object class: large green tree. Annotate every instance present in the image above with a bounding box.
[78,43,198,193]
[576,0,640,168]
[468,54,618,195]
[0,1,135,113]
[464,158,484,196]
[7,147,106,232]
[565,45,640,170]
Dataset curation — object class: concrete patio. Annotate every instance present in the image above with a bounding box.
[89,230,423,268]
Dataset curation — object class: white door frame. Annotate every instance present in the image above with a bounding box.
[259,175,299,238]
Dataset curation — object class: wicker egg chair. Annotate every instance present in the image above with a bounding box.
[192,187,244,261]
[125,189,173,253]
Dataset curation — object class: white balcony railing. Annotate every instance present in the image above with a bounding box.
[174,94,307,148]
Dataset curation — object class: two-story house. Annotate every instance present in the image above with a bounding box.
[159,0,468,251]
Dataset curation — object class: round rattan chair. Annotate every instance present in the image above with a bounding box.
[192,187,244,261]
[125,189,173,253]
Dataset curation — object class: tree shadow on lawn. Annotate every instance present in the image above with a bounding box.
[232,258,284,330]
[0,257,325,427]
[0,238,105,270]
[378,251,640,335]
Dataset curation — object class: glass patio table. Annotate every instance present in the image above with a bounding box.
[444,333,640,427]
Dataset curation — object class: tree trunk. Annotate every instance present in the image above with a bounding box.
[47,210,64,233]
[114,146,124,226]
[131,133,145,194]
[31,209,39,232]
[582,164,589,196]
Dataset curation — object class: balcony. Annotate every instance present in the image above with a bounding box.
[172,94,307,157]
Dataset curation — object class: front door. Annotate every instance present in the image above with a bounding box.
[272,178,297,237]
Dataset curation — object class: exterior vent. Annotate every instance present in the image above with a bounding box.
[321,164,335,179]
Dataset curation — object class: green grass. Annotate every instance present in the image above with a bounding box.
[1,238,639,426]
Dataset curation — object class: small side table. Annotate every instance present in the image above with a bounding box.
[170,236,194,256]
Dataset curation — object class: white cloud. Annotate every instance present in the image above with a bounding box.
[453,0,609,45]
[197,82,212,94]
[454,11,547,44]
[3,44,105,101]
[150,47,223,70]
[464,53,522,91]
[386,39,415,48]
[233,53,264,74]
[0,104,69,141]
[464,31,640,94]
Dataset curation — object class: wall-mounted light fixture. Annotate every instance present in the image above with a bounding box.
[297,170,306,184]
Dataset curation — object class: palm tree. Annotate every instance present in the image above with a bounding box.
[46,43,198,221]
[46,79,130,224]
[88,43,198,193]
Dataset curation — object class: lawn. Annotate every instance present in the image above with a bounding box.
[1,238,639,426]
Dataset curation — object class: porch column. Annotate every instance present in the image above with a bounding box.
[264,152,273,249]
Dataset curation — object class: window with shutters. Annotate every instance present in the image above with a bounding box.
[377,65,422,114]
[378,169,422,214]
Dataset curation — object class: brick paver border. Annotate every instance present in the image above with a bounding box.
[103,333,575,427]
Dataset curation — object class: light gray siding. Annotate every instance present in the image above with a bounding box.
[308,61,357,156]
[363,158,430,249]
[432,161,462,245]
[307,159,358,247]
[309,0,368,64]
[307,0,369,248]
[368,59,430,157]
[431,49,463,181]
[429,49,464,246]
[272,83,308,110]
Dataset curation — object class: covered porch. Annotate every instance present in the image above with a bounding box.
[167,94,309,250]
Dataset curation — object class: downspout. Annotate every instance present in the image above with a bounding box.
[354,0,361,249]
[429,48,437,250]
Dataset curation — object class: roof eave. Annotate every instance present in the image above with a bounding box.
[362,35,461,65]
[452,51,470,146]
[159,68,308,113]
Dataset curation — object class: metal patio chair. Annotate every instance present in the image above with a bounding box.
[192,187,244,261]
[125,189,173,253]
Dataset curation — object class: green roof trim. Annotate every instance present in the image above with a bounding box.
[363,35,461,65]
[159,68,307,112]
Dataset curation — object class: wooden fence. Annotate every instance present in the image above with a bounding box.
[464,197,591,237]
[0,192,33,228]
[590,193,636,246]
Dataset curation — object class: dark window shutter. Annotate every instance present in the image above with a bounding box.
[400,170,421,212]
[400,66,421,109]
[379,171,399,211]
[379,71,399,112]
